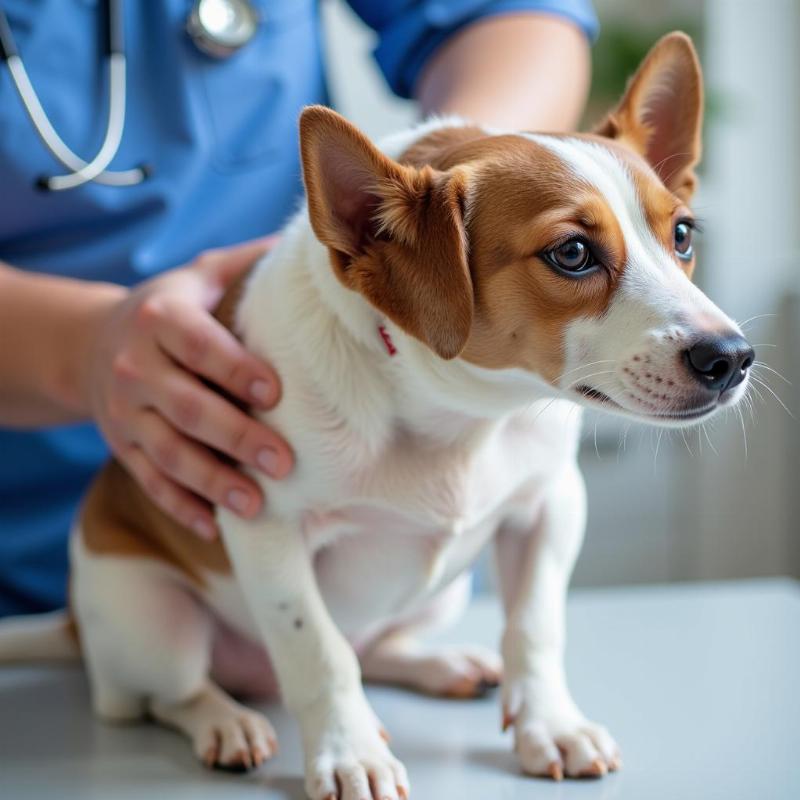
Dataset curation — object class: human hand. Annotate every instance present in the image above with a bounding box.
[80,238,292,539]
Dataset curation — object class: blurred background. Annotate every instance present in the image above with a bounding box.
[322,0,800,587]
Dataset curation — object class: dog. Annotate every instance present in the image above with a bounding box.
[0,32,754,800]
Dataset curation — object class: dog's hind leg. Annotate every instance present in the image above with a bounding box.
[360,573,502,698]
[150,680,277,770]
[71,534,277,769]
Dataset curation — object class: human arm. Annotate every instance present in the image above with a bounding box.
[348,0,595,132]
[0,262,125,426]
[416,12,591,131]
[0,240,293,538]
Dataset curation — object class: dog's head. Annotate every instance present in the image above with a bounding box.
[299,32,752,426]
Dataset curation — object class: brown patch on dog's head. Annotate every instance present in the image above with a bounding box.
[299,109,627,379]
[399,125,489,170]
[439,135,628,383]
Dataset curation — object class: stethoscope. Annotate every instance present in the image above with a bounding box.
[0,0,260,192]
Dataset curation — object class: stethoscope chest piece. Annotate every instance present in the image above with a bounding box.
[187,0,260,58]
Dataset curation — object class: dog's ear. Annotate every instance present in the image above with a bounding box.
[594,32,703,203]
[299,106,473,360]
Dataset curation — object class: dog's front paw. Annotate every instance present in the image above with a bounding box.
[299,692,410,800]
[503,678,621,780]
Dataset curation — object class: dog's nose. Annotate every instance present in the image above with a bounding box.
[685,335,755,392]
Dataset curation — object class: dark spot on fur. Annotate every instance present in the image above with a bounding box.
[294,618,304,630]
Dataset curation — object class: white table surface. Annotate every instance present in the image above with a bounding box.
[1,579,798,800]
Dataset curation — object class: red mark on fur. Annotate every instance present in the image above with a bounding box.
[378,325,397,356]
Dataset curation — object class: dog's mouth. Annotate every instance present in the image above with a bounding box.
[575,385,618,406]
[574,384,717,422]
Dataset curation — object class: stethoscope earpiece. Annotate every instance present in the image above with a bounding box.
[0,0,259,192]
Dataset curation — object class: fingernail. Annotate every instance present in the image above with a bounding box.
[250,379,273,405]
[193,518,216,540]
[226,488,251,514]
[257,447,279,476]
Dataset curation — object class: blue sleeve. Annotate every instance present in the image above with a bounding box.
[346,0,599,99]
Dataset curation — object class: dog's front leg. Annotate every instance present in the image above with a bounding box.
[495,465,621,780]
[221,516,409,800]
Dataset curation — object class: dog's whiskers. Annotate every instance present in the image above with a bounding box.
[736,405,748,460]
[752,361,791,386]
[679,427,694,457]
[701,422,717,456]
[749,374,795,419]
[737,312,776,330]
[556,360,616,385]
[652,426,665,470]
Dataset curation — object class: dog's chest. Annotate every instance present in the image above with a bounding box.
[297,403,579,636]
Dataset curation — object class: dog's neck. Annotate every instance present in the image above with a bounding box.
[238,210,554,450]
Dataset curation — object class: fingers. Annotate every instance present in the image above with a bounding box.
[196,236,279,286]
[126,296,292,476]
[119,442,218,539]
[133,409,264,519]
[154,299,281,409]
[151,367,293,479]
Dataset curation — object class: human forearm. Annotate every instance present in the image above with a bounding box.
[416,13,591,132]
[0,262,126,426]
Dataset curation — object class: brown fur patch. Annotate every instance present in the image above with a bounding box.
[214,266,253,332]
[398,125,488,169]
[81,460,231,586]
[461,141,626,382]
[398,128,630,382]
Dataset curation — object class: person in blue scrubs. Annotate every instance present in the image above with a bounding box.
[0,0,597,616]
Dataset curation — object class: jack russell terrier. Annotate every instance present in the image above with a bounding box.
[0,32,754,800]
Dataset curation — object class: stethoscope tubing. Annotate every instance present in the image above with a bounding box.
[0,0,148,190]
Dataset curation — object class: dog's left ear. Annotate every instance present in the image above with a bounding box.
[299,106,473,360]
[594,31,703,203]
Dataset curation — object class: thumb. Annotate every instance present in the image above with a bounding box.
[199,235,280,287]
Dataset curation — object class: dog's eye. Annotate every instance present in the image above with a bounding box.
[544,238,597,276]
[674,221,694,260]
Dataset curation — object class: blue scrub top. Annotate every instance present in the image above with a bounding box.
[0,0,598,616]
